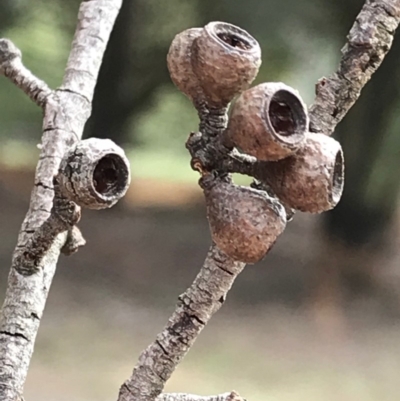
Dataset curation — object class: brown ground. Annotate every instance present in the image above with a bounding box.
[2,167,400,401]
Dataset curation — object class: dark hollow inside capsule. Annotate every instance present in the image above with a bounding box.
[331,148,344,204]
[213,23,255,51]
[217,32,251,50]
[268,90,307,140]
[93,154,129,198]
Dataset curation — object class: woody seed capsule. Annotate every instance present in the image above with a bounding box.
[167,27,204,105]
[258,133,344,213]
[58,138,131,210]
[201,174,286,264]
[191,21,262,107]
[226,82,308,161]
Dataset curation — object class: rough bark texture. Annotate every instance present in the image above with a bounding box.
[1,1,400,401]
[0,39,51,107]
[0,1,122,400]
[117,2,400,401]
[119,246,245,401]
[309,0,400,136]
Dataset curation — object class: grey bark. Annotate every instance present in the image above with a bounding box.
[117,1,400,401]
[157,392,245,401]
[119,245,245,401]
[0,1,399,401]
[0,1,122,400]
[309,0,400,136]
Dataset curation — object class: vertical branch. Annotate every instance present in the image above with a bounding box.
[0,1,122,400]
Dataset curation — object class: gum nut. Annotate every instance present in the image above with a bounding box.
[260,133,344,213]
[227,82,308,161]
[192,21,261,107]
[167,28,204,103]
[202,176,286,263]
[58,138,131,209]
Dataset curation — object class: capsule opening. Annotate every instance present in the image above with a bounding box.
[267,90,307,143]
[331,148,344,205]
[211,22,256,52]
[93,154,129,198]
[269,99,295,136]
[216,32,251,50]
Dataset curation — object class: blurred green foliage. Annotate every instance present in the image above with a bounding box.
[1,0,400,247]
[0,0,338,156]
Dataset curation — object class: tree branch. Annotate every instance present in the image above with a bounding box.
[119,246,245,401]
[157,391,245,401]
[0,39,52,108]
[0,1,122,400]
[1,1,399,401]
[119,2,400,401]
[309,0,400,136]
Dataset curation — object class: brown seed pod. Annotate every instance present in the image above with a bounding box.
[58,138,131,210]
[259,133,344,213]
[200,174,286,264]
[225,82,308,161]
[167,27,204,104]
[191,21,262,107]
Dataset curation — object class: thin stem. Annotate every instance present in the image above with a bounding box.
[0,39,52,108]
[118,245,245,401]
[309,0,400,135]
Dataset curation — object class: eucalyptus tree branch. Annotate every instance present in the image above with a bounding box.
[0,1,123,400]
[119,2,400,401]
[119,246,245,401]
[309,0,400,136]
[0,39,52,108]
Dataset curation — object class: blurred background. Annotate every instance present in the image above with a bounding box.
[1,0,400,400]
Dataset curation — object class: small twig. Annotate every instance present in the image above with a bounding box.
[309,0,400,135]
[61,226,86,256]
[157,391,245,401]
[0,39,52,108]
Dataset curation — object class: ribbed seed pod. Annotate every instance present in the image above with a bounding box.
[200,174,286,264]
[191,21,262,107]
[226,82,308,161]
[58,138,131,209]
[259,133,344,213]
[167,28,204,104]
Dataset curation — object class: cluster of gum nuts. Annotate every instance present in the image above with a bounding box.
[167,21,345,264]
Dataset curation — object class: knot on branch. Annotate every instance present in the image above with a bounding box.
[61,226,86,256]
[0,39,21,69]
[12,138,131,275]
[52,176,82,227]
[57,138,131,209]
[167,21,345,264]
